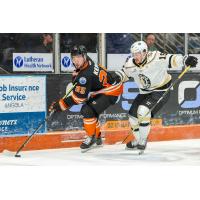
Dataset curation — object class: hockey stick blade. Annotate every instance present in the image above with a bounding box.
[138,150,145,155]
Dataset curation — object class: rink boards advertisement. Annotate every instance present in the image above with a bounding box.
[160,73,200,126]
[0,73,199,137]
[0,75,46,136]
[46,73,200,132]
[13,53,54,72]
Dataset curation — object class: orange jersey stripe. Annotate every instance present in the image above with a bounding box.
[91,83,123,97]
[59,99,69,111]
[72,92,87,104]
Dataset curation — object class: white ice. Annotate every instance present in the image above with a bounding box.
[1,139,200,166]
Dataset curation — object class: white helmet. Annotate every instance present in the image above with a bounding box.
[130,41,148,55]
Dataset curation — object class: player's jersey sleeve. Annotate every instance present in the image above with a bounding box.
[156,51,185,69]
[167,54,185,69]
[115,57,135,83]
[63,75,91,107]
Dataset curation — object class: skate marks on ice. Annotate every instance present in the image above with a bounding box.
[95,141,200,165]
[1,139,200,165]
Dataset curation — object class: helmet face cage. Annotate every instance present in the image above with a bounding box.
[70,45,87,57]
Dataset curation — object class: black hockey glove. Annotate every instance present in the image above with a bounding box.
[49,101,62,112]
[109,71,122,84]
[185,56,198,68]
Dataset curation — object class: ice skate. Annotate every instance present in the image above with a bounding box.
[80,135,96,153]
[96,132,103,146]
[125,140,138,150]
[137,139,147,155]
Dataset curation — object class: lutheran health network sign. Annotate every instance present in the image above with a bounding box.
[13,53,53,72]
[0,76,46,136]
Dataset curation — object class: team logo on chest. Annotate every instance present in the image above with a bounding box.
[79,77,87,85]
[138,74,151,89]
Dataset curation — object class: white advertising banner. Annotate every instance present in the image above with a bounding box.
[0,76,46,136]
[13,53,53,72]
[0,76,46,113]
[107,54,129,70]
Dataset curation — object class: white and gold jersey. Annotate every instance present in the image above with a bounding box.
[116,51,185,94]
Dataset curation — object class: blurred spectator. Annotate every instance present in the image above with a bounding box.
[107,33,134,53]
[1,47,15,73]
[20,33,53,53]
[60,33,97,53]
[145,33,157,51]
[42,33,53,52]
[0,33,53,73]
[188,34,200,54]
[0,34,18,73]
[15,33,53,53]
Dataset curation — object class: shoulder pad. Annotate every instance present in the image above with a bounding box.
[124,57,135,68]
[147,51,160,63]
[125,55,131,63]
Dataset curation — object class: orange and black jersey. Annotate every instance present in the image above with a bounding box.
[63,59,123,107]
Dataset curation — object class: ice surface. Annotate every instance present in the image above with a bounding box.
[1,139,200,166]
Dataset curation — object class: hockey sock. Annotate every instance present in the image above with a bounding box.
[139,122,151,144]
[95,120,101,138]
[83,118,97,137]
[129,115,140,143]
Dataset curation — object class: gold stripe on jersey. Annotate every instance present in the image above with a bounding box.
[133,56,147,68]
[137,116,151,122]
[172,55,179,68]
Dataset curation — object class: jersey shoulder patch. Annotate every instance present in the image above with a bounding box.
[78,77,87,85]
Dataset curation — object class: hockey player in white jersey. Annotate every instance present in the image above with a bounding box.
[115,41,198,152]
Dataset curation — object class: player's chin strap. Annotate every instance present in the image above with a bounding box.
[14,82,77,158]
[121,65,191,144]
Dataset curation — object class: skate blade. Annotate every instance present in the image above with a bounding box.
[81,144,103,153]
[138,150,145,155]
[125,147,145,155]
[125,147,138,151]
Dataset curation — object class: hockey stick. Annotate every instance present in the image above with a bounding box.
[3,82,77,158]
[119,65,191,144]
[14,110,55,157]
